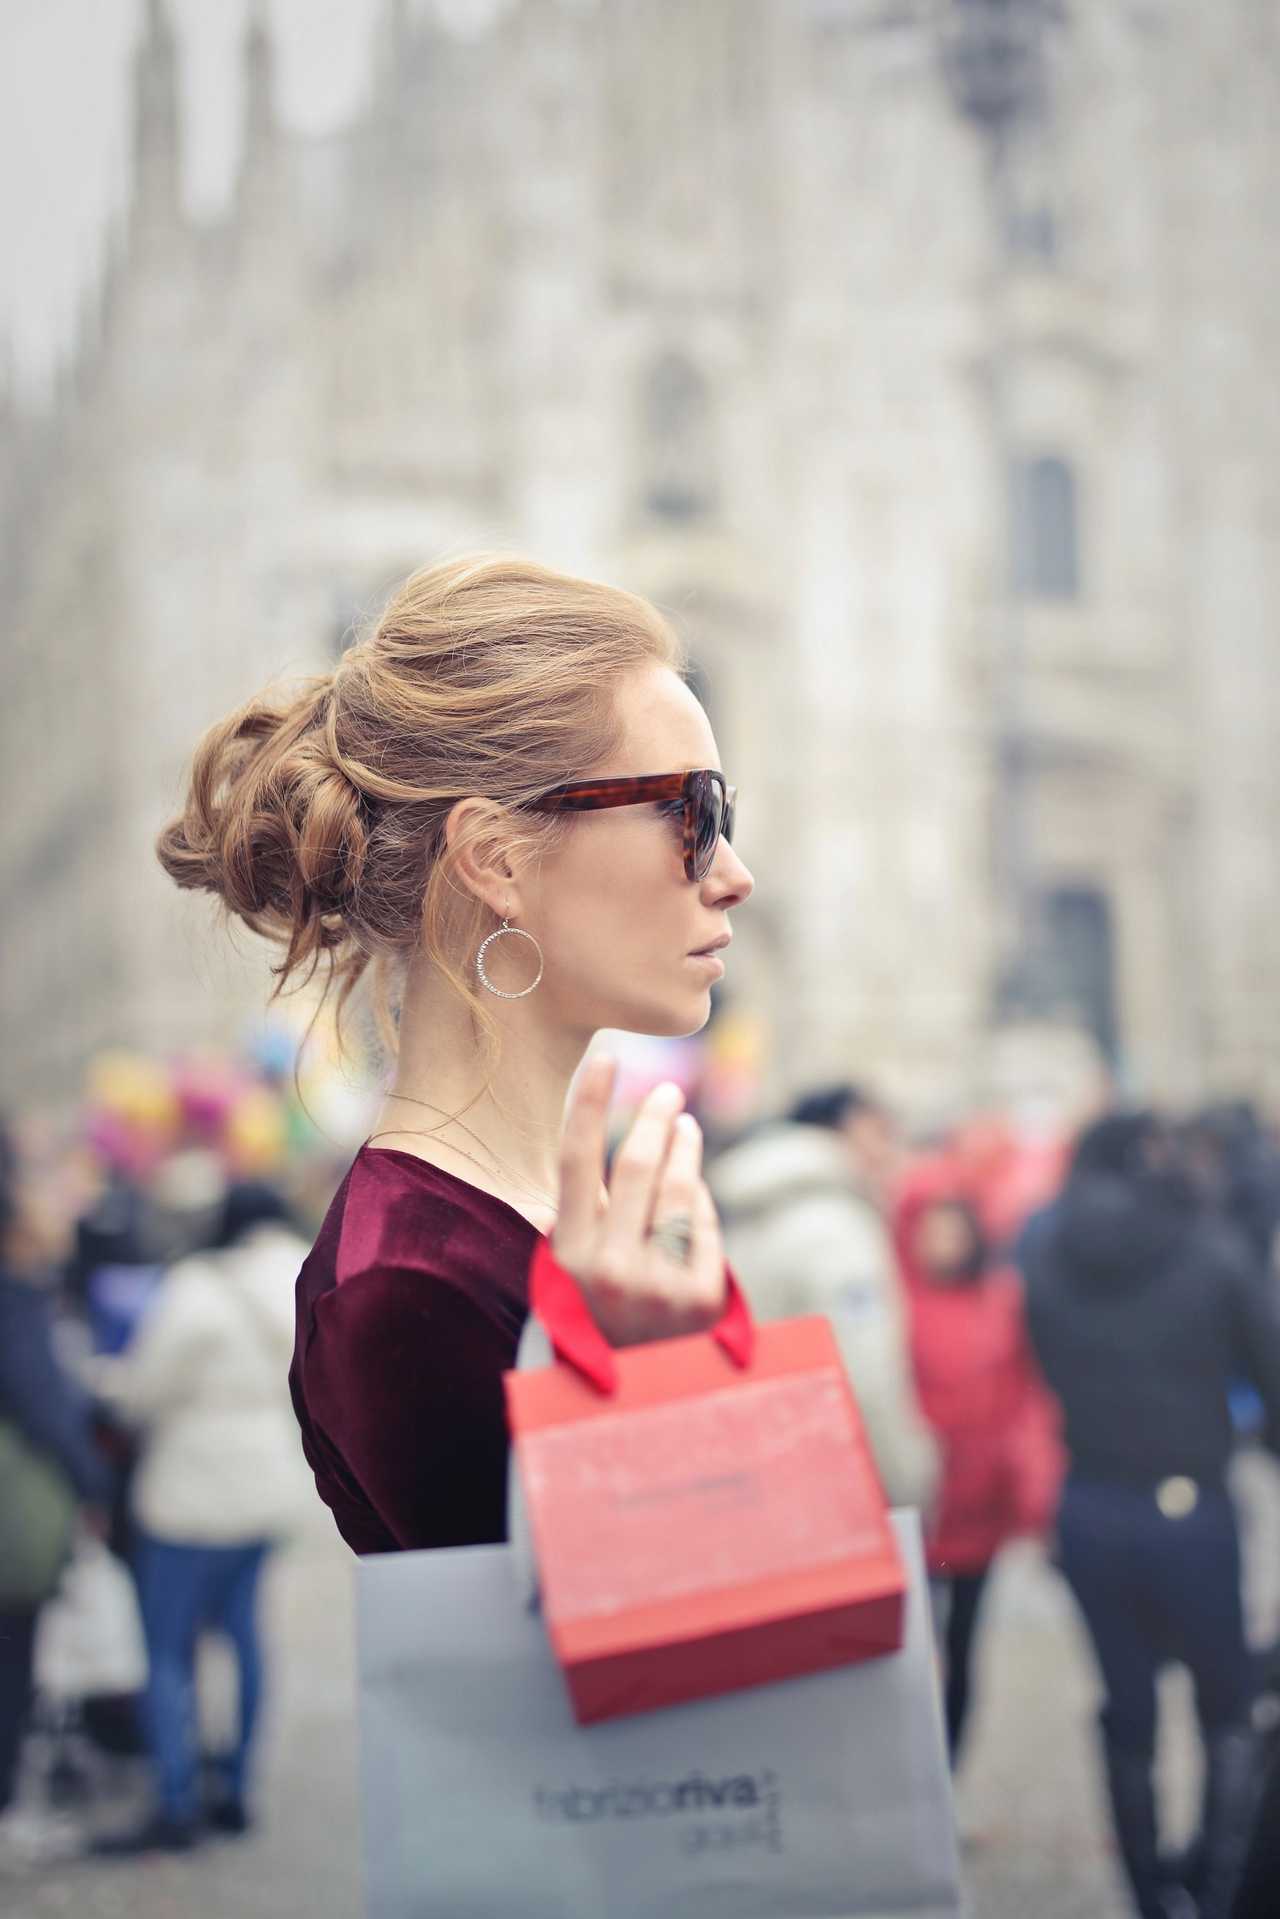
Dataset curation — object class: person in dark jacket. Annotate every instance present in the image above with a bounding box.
[1020,1111,1280,1919]
[0,1123,114,1862]
[1183,1103,1280,1282]
[1229,1737,1280,1919]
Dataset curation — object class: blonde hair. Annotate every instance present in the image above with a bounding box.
[157,554,683,1050]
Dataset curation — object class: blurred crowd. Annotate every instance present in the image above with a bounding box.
[0,1038,366,1870]
[711,1086,1280,1919]
[3,1053,1280,1915]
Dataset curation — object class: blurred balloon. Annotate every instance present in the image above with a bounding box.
[84,1051,181,1177]
[589,1032,705,1140]
[700,1006,768,1134]
[172,1053,241,1141]
[225,1085,288,1175]
[245,1020,299,1085]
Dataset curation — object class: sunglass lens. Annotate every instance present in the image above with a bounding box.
[693,776,724,879]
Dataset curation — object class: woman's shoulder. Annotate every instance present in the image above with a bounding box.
[298,1145,536,1344]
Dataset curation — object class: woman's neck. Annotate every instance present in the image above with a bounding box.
[369,952,589,1220]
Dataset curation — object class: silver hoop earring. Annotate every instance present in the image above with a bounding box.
[476,918,545,999]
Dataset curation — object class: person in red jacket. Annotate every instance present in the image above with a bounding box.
[895,1161,1064,1764]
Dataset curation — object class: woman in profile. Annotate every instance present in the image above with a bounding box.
[156,556,755,1560]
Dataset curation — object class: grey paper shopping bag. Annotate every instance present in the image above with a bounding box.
[357,1512,965,1919]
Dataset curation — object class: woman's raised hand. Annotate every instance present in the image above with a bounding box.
[553,1055,728,1348]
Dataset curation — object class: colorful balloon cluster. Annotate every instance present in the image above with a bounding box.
[84,1042,294,1180]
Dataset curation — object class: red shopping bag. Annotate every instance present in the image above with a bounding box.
[504,1241,906,1726]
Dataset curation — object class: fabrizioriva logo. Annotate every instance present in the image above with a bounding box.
[533,1767,783,1858]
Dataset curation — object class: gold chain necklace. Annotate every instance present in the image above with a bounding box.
[366,1126,560,1219]
[370,1092,560,1214]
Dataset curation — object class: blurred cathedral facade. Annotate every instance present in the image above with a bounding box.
[3,0,1278,1122]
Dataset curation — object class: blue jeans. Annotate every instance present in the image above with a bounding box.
[1057,1475,1252,1756]
[133,1534,271,1821]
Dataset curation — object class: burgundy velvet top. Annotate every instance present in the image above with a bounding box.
[289,1145,537,1555]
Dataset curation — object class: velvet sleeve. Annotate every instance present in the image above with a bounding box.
[303,1261,520,1552]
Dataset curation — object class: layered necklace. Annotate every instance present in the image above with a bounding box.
[367,1090,561,1219]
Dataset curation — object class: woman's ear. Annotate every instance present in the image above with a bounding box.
[444,797,524,920]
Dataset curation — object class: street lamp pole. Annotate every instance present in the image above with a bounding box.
[937,0,1060,1022]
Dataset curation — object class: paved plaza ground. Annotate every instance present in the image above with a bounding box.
[8,1451,1279,1919]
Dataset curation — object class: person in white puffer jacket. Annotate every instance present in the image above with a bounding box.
[86,1182,312,1855]
[708,1085,938,1517]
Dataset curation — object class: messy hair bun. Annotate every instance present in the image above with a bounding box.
[157,553,682,1040]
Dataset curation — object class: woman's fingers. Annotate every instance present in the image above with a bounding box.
[687,1177,727,1306]
[554,1054,615,1259]
[602,1080,685,1254]
[648,1118,726,1322]
[557,1075,727,1349]
[649,1110,703,1238]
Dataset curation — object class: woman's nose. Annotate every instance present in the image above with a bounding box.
[704,841,754,907]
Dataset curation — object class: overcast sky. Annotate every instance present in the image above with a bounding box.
[1,0,400,400]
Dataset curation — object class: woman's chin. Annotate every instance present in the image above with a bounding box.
[610,988,714,1041]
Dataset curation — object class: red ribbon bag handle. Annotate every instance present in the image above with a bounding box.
[528,1238,755,1395]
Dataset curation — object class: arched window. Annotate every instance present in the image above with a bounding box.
[1010,454,1080,599]
[1043,885,1117,1060]
[640,353,716,524]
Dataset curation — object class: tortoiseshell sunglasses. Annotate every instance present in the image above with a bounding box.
[528,769,737,882]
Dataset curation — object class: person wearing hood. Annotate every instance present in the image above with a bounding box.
[1020,1111,1280,1919]
[707,1084,938,1516]
[84,1180,313,1855]
[895,1161,1064,1767]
